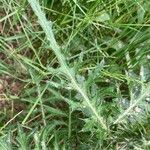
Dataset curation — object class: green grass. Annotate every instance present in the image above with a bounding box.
[0,0,150,149]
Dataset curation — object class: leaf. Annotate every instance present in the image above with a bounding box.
[28,0,107,130]
[44,106,67,117]
[95,12,110,22]
[114,85,150,124]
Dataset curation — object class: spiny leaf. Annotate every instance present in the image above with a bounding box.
[27,0,107,130]
[114,85,150,124]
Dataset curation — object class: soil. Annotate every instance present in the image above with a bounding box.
[0,75,25,112]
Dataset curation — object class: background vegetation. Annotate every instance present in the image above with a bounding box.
[0,0,150,149]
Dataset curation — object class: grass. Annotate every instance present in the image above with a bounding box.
[0,0,150,149]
